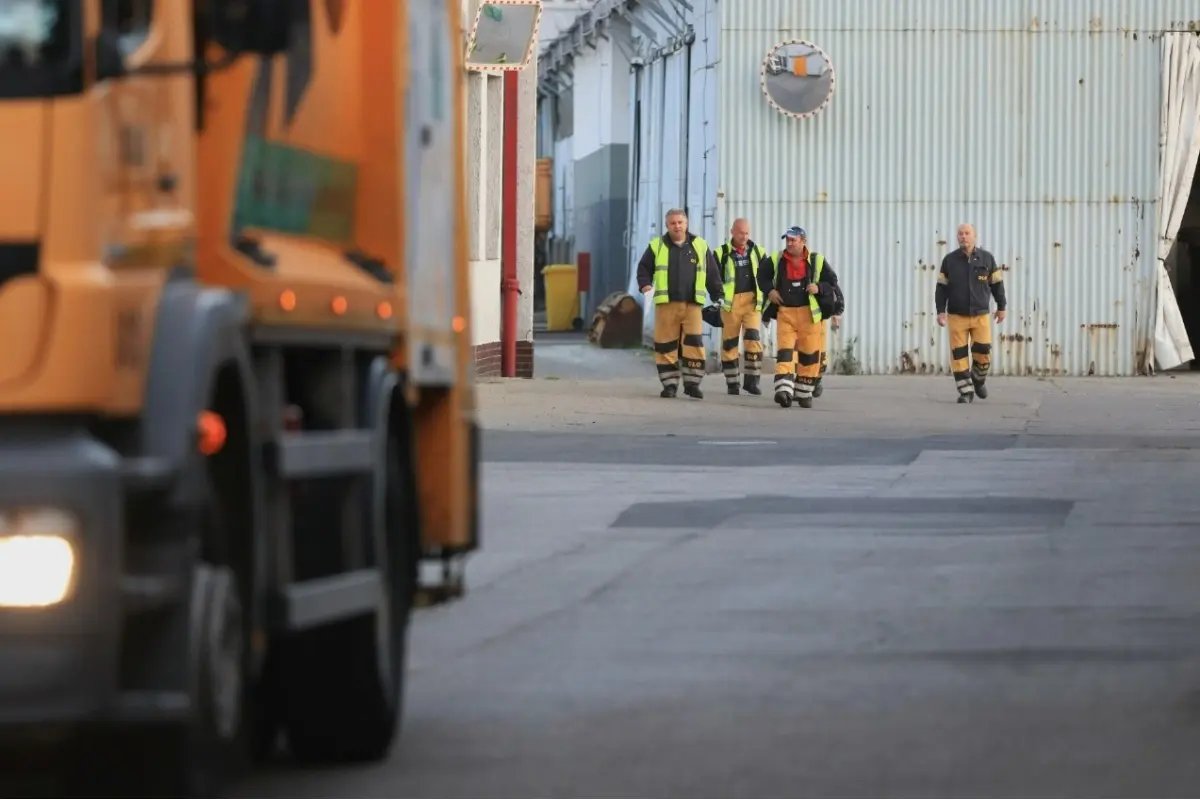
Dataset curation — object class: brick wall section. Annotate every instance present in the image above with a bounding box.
[516,340,534,378]
[473,340,535,378]
[474,342,501,377]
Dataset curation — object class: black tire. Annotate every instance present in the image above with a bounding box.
[74,559,248,799]
[281,413,417,764]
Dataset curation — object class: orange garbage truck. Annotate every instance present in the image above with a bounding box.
[0,0,536,793]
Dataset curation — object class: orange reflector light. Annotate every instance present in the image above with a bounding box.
[197,411,226,456]
[452,315,466,333]
[279,290,297,311]
[331,296,348,315]
[377,301,393,320]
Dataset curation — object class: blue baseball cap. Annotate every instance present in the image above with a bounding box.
[782,226,807,239]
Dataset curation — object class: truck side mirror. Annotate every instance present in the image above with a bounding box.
[465,1,542,73]
[210,0,294,56]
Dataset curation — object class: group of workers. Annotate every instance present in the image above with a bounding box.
[635,210,1007,407]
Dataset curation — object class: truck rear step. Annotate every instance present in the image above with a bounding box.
[276,431,376,478]
[278,568,382,631]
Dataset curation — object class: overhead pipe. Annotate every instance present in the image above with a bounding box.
[500,69,520,378]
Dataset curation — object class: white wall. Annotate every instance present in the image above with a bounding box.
[516,49,538,345]
[460,0,537,350]
[571,43,604,159]
[464,65,503,347]
[545,30,632,251]
[570,36,632,160]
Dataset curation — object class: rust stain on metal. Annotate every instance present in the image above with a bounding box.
[1043,343,1064,376]
[899,351,917,374]
[1081,322,1119,330]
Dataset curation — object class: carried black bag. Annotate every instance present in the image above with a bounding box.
[764,284,844,323]
[818,282,845,319]
[701,304,723,328]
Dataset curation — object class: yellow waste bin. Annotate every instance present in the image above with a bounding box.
[542,264,580,331]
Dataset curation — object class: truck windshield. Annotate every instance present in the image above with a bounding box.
[0,0,80,99]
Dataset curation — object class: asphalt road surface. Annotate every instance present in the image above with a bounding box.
[237,394,1200,798]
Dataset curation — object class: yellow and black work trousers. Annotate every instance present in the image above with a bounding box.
[948,313,992,396]
[720,291,763,386]
[653,301,706,389]
[773,306,825,401]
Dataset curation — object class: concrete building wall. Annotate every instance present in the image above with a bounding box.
[571,27,633,310]
[461,0,539,377]
[538,4,643,325]
[516,47,538,376]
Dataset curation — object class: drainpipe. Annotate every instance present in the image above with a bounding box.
[501,69,520,377]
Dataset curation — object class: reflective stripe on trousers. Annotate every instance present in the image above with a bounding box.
[720,291,763,384]
[773,306,825,398]
[653,301,706,388]
[948,313,992,395]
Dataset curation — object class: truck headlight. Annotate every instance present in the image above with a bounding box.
[0,508,79,607]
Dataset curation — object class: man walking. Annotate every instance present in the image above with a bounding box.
[935,222,1007,403]
[637,208,723,399]
[714,218,768,395]
[758,226,840,409]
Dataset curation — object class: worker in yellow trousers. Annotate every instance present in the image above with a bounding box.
[758,226,841,409]
[935,222,1007,403]
[714,218,768,395]
[636,208,723,399]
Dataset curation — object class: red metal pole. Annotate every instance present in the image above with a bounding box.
[500,70,520,377]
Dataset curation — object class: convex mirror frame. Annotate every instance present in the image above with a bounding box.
[761,39,836,120]
[465,0,542,73]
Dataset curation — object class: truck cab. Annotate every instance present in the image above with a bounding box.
[0,1,537,794]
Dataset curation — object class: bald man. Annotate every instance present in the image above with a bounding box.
[713,218,768,395]
[936,223,1007,403]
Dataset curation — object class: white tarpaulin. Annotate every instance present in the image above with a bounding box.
[1153,33,1200,371]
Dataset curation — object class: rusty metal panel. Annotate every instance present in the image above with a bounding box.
[717,0,1192,375]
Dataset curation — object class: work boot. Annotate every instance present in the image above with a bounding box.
[973,378,988,400]
[684,384,704,400]
[812,380,824,399]
[660,384,678,399]
[743,375,762,396]
[727,383,740,396]
[957,391,975,404]
[774,390,792,408]
[797,396,814,409]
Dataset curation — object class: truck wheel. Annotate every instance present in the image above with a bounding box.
[77,558,248,798]
[282,423,416,764]
[152,561,247,796]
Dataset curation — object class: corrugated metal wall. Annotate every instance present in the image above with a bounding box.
[719,0,1200,375]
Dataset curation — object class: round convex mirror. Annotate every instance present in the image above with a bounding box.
[760,40,835,120]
